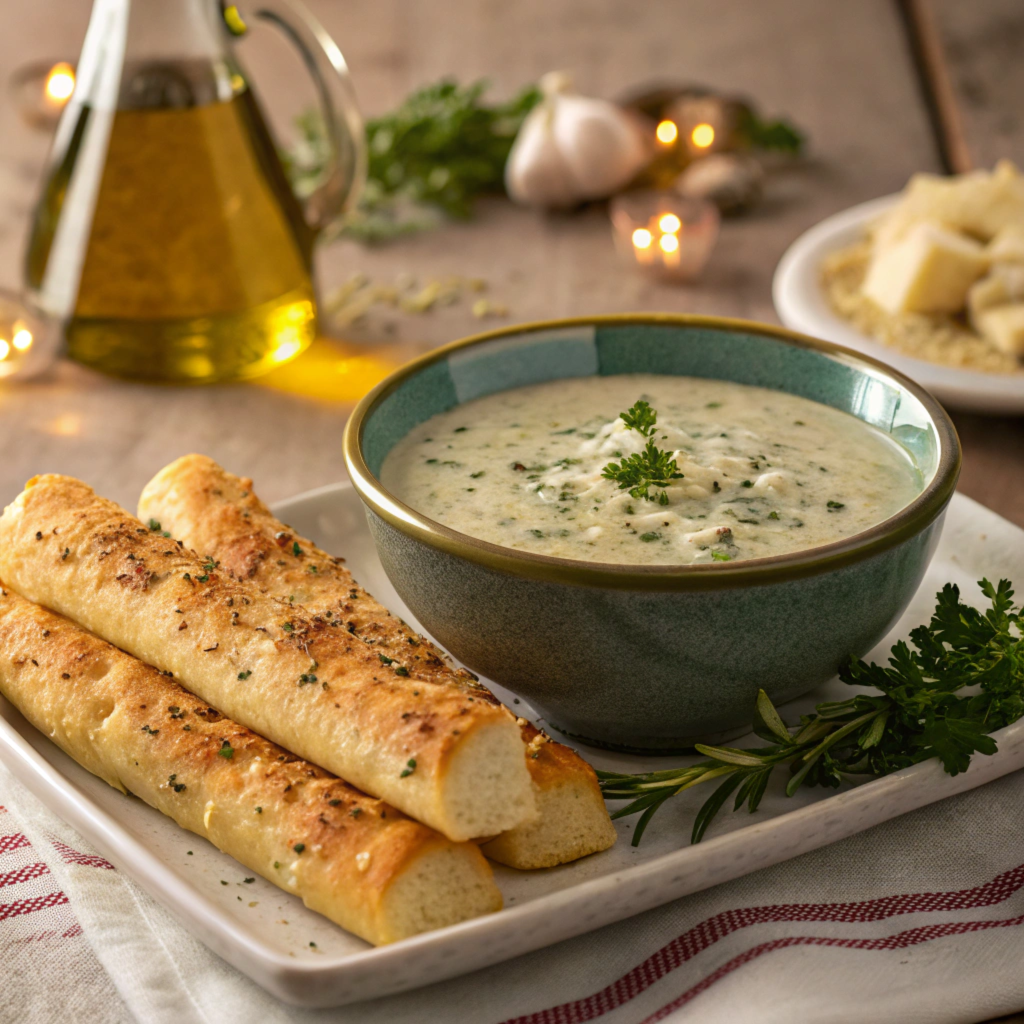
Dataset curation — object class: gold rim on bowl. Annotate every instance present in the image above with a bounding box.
[343,314,961,592]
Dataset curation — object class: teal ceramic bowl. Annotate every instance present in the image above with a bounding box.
[343,316,961,753]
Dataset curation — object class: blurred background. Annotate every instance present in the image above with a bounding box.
[0,0,1021,515]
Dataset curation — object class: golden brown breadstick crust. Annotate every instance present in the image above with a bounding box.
[0,587,502,944]
[0,475,535,843]
[139,455,617,869]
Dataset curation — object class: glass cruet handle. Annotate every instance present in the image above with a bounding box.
[229,0,367,234]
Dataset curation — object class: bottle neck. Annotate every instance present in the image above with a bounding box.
[120,0,226,63]
[74,0,235,112]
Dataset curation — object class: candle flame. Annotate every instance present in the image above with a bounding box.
[632,228,653,250]
[45,63,75,103]
[691,123,715,149]
[658,213,681,234]
[655,120,678,145]
[659,234,679,254]
[12,329,33,352]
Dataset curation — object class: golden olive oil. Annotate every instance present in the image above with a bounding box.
[26,88,318,383]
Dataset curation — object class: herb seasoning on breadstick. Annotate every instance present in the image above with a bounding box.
[140,455,617,869]
[0,587,502,944]
[0,475,536,843]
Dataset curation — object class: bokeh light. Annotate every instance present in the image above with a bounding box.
[632,228,653,249]
[45,63,75,103]
[690,123,715,148]
[655,120,678,145]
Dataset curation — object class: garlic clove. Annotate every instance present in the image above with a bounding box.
[505,71,652,210]
[505,104,579,208]
[554,95,649,200]
[675,153,764,213]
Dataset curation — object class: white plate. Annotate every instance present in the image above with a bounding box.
[772,195,1024,415]
[3,483,1024,1007]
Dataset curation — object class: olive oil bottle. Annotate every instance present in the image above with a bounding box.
[25,1,364,384]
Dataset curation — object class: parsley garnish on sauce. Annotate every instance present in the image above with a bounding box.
[600,578,1024,846]
[601,401,683,505]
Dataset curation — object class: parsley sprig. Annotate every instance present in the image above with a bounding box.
[620,400,658,438]
[599,578,1023,845]
[287,80,541,243]
[601,401,683,505]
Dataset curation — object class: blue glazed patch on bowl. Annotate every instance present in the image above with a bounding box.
[448,325,598,403]
[362,361,458,478]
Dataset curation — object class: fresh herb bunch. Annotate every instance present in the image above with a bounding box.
[602,401,683,505]
[286,79,541,242]
[736,108,805,155]
[599,578,1023,846]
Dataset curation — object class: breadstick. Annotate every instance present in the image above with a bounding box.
[140,455,617,869]
[0,586,502,944]
[0,475,535,843]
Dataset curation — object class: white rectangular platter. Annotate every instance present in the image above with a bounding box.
[2,485,1023,1008]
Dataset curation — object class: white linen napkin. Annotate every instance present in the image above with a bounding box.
[5,758,1024,1024]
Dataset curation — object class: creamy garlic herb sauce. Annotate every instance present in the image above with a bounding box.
[380,375,922,566]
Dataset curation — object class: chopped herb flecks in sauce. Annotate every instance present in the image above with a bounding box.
[381,375,922,566]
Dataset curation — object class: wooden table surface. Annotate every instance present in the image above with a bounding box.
[0,0,1021,520]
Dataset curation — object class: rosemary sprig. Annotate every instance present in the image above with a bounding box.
[599,578,1022,846]
[601,401,683,504]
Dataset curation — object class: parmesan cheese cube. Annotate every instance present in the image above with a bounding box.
[862,223,988,315]
[988,225,1024,264]
[873,160,1024,248]
[967,265,1024,323]
[975,304,1024,357]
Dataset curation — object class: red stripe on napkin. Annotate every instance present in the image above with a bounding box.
[502,863,1024,1024]
[49,838,115,870]
[0,891,69,921]
[0,833,31,856]
[642,913,1024,1022]
[6,923,85,944]
[0,862,50,887]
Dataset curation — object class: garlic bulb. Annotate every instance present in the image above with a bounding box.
[506,72,650,209]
